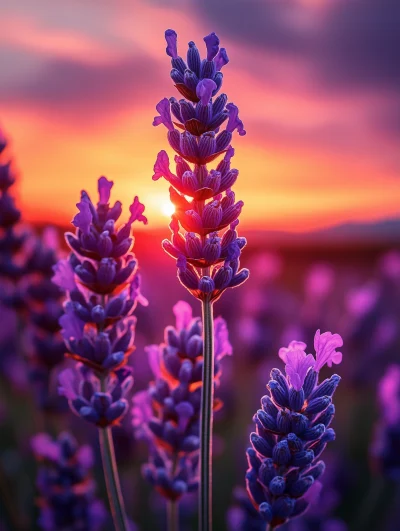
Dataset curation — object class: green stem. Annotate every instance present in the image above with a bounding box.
[99,377,128,531]
[167,500,179,531]
[199,298,214,531]
[353,475,385,531]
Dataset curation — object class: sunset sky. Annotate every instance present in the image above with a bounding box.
[1,0,399,232]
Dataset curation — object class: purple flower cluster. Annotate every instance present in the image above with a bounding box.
[132,301,232,500]
[54,177,147,426]
[371,364,400,481]
[246,331,343,528]
[25,229,66,410]
[31,431,107,531]
[60,364,133,427]
[153,30,248,301]
[0,129,27,309]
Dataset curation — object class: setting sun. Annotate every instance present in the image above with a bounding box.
[161,201,175,218]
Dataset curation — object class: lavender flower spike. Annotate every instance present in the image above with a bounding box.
[55,177,147,531]
[371,364,400,481]
[31,431,107,530]
[246,330,343,529]
[153,30,248,531]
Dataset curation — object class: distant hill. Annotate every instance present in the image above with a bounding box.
[248,218,400,248]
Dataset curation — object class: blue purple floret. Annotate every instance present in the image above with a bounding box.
[54,177,147,425]
[153,30,248,302]
[371,364,400,481]
[246,331,343,528]
[31,431,107,531]
[132,301,232,500]
[0,129,28,309]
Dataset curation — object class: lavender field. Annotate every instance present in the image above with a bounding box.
[1,3,400,530]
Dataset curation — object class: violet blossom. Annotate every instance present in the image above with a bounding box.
[0,129,27,310]
[153,29,248,302]
[31,431,107,530]
[246,330,343,528]
[54,176,147,408]
[54,176,146,530]
[132,301,232,501]
[371,364,400,481]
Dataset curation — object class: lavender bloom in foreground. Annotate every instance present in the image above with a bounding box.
[132,301,232,500]
[246,330,343,529]
[54,177,145,530]
[31,431,107,530]
[153,29,248,302]
[371,364,400,481]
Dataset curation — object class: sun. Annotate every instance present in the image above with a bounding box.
[161,201,175,218]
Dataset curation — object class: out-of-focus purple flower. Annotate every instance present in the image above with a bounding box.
[371,364,400,481]
[0,130,28,309]
[245,330,342,528]
[31,431,108,530]
[153,29,248,301]
[227,487,265,531]
[132,301,232,500]
[52,259,76,292]
[378,365,400,425]
[380,250,400,280]
[24,229,67,411]
[304,263,335,299]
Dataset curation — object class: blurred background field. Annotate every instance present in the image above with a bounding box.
[2,226,400,530]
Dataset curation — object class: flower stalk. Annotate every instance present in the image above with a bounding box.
[200,297,214,531]
[99,426,129,531]
[167,500,179,531]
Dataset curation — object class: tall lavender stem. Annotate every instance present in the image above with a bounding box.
[98,374,128,531]
[152,30,248,530]
[200,298,214,530]
[167,500,179,531]
[99,426,128,531]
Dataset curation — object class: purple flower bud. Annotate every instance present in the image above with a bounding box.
[72,200,92,235]
[214,48,229,71]
[202,200,223,229]
[196,79,217,106]
[198,132,217,160]
[184,70,199,93]
[153,98,175,131]
[97,258,116,286]
[226,103,246,136]
[187,41,201,76]
[165,29,178,59]
[204,32,220,61]
[203,237,221,263]
[98,176,113,205]
[185,232,203,258]
[199,276,215,293]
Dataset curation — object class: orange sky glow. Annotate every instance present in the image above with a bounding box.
[1,0,399,233]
